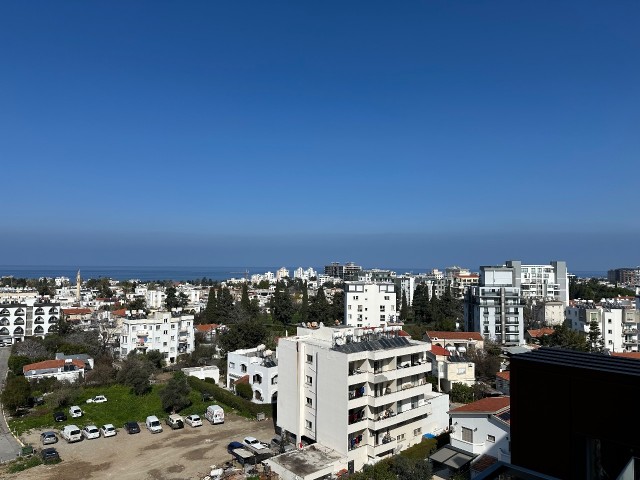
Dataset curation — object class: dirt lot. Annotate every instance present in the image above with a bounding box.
[3,413,276,480]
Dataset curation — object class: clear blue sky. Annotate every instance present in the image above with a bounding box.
[1,1,638,270]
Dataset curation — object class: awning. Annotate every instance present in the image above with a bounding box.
[429,445,476,470]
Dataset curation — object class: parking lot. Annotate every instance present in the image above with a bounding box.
[4,412,276,480]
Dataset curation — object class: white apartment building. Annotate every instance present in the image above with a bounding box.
[227,345,278,404]
[0,301,60,343]
[508,260,569,306]
[395,276,416,306]
[464,266,524,346]
[533,300,565,326]
[566,302,630,352]
[344,282,397,327]
[294,267,318,282]
[146,289,166,309]
[276,268,290,281]
[277,325,449,471]
[119,310,195,363]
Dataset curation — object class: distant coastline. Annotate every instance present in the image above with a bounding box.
[0,265,608,282]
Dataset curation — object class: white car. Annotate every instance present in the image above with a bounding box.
[244,436,266,450]
[100,424,117,437]
[185,415,203,427]
[82,425,100,440]
[145,415,163,434]
[86,395,108,404]
[69,406,83,418]
[61,425,82,443]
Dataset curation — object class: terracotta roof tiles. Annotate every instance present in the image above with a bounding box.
[449,396,510,414]
[426,331,483,341]
[23,359,85,373]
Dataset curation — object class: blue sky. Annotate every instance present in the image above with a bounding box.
[1,1,638,270]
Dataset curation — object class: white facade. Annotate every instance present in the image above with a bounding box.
[182,365,220,384]
[277,325,449,471]
[344,282,397,327]
[0,302,60,343]
[119,311,195,363]
[395,276,416,307]
[449,397,511,464]
[533,300,565,326]
[566,304,627,352]
[146,289,166,309]
[508,260,569,306]
[465,267,524,346]
[277,268,290,281]
[227,346,278,404]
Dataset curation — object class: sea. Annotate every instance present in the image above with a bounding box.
[0,265,608,282]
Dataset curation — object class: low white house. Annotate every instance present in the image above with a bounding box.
[23,359,85,382]
[227,345,278,404]
[449,396,511,465]
[182,365,220,384]
[426,345,476,393]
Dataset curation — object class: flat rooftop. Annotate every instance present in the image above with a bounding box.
[267,444,343,477]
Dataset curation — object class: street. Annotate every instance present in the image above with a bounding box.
[0,346,22,463]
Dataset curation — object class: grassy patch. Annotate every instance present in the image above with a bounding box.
[10,384,165,435]
[7,455,43,473]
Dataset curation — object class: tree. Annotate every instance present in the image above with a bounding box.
[216,287,238,323]
[160,372,192,412]
[13,339,49,360]
[127,296,147,313]
[218,319,269,356]
[330,290,344,324]
[299,283,309,323]
[144,349,165,370]
[240,283,251,312]
[450,382,475,403]
[8,355,34,376]
[542,324,588,351]
[117,356,153,395]
[165,286,187,311]
[272,281,294,325]
[235,382,253,400]
[308,286,329,324]
[588,320,605,353]
[466,347,501,382]
[390,455,433,480]
[204,287,218,324]
[1,374,31,413]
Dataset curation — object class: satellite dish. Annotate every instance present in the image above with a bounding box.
[335,338,345,346]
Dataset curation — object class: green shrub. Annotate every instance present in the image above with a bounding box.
[7,455,42,473]
[187,376,272,418]
[235,382,253,400]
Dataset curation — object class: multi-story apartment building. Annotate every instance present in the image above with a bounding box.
[607,267,640,286]
[509,260,569,306]
[395,275,416,306]
[532,300,564,326]
[226,345,278,404]
[566,301,635,352]
[359,269,396,283]
[119,310,195,363]
[276,325,449,471]
[276,267,290,281]
[464,266,524,346]
[0,301,60,344]
[324,262,362,281]
[344,282,397,327]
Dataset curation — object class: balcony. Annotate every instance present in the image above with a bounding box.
[371,403,431,431]
[136,330,149,337]
[369,438,397,457]
[370,382,430,408]
[374,363,426,383]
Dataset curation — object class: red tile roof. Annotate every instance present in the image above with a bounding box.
[496,371,510,381]
[195,324,219,333]
[112,308,127,317]
[426,331,483,341]
[526,328,555,338]
[612,352,640,360]
[449,396,510,414]
[23,359,85,373]
[398,330,411,337]
[472,455,499,473]
[235,375,250,385]
[429,345,451,356]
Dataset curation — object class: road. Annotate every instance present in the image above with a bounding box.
[0,346,22,463]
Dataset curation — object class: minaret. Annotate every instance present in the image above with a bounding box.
[76,270,81,302]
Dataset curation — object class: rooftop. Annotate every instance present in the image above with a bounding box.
[23,359,85,373]
[267,444,344,477]
[496,371,510,381]
[449,396,510,414]
[426,331,483,341]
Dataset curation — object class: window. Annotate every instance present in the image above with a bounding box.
[353,296,359,300]
[306,375,312,385]
[462,427,473,443]
[305,420,313,430]
[348,305,351,310]
[171,336,175,341]
[163,342,167,347]
[306,354,313,364]
[487,434,495,443]
[163,330,168,335]
[380,315,385,322]
[414,427,422,436]
[171,324,176,329]
[608,330,612,334]
[306,397,312,406]
[380,306,386,312]
[457,367,467,374]
[384,296,390,300]
[155,337,160,342]
[241,364,247,373]
[229,362,235,369]
[396,433,405,441]
[156,325,160,330]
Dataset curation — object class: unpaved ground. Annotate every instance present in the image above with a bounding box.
[3,413,275,480]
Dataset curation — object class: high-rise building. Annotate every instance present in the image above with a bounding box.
[344,282,397,327]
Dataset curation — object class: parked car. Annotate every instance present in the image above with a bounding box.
[86,395,108,404]
[243,436,266,450]
[145,415,163,433]
[69,406,83,418]
[82,425,100,440]
[185,414,203,427]
[61,425,82,443]
[165,414,184,430]
[53,411,67,422]
[124,421,140,434]
[41,447,60,463]
[100,424,117,437]
[40,431,58,445]
[227,441,245,454]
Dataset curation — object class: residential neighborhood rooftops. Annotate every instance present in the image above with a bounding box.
[429,345,451,357]
[611,352,640,360]
[195,323,219,333]
[496,371,510,381]
[266,444,344,478]
[449,396,510,414]
[426,331,483,341]
[526,328,554,338]
[61,308,92,316]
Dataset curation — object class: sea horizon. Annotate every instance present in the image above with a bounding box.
[0,265,608,282]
